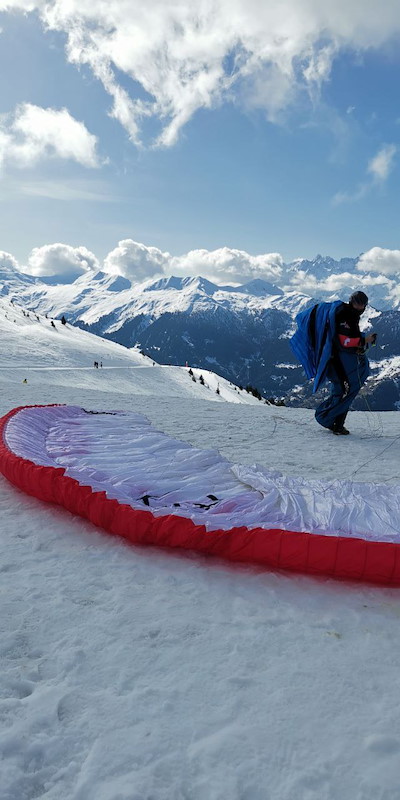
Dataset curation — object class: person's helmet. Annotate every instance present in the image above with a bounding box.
[349,290,368,307]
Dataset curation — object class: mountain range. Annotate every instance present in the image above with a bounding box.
[2,255,399,410]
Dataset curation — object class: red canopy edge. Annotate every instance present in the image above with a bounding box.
[1,404,399,586]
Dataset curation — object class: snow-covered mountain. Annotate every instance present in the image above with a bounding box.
[10,272,305,327]
[0,261,36,295]
[286,253,359,279]
[286,254,399,312]
[3,259,400,409]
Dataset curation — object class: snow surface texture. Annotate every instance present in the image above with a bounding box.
[4,404,400,542]
[1,297,400,799]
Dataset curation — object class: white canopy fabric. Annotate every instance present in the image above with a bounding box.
[4,404,400,542]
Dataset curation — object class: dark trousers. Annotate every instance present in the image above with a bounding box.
[315,351,370,430]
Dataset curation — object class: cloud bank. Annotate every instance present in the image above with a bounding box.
[8,239,400,309]
[2,1,400,146]
[102,240,284,285]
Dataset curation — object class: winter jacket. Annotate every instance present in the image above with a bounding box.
[335,303,366,352]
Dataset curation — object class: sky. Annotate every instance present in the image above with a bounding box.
[1,0,400,283]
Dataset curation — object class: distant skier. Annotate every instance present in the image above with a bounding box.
[291,290,377,435]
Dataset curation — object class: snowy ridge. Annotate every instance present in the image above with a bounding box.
[13,271,308,328]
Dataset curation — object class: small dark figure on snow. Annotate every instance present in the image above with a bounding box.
[61,315,67,325]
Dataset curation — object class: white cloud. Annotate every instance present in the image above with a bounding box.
[104,240,169,281]
[0,0,43,8]
[285,267,394,307]
[302,44,337,93]
[357,247,400,276]
[0,250,20,271]
[0,103,101,170]
[170,247,284,284]
[355,272,393,288]
[367,144,396,182]
[285,269,359,296]
[25,243,100,280]
[3,0,400,146]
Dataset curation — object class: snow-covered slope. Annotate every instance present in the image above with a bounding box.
[1,301,400,800]
[0,297,263,405]
[0,296,152,369]
[0,261,36,295]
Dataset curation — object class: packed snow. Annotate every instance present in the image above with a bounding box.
[1,297,400,800]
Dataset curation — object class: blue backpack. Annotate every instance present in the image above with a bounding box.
[290,301,343,393]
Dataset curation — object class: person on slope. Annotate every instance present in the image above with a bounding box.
[315,291,376,435]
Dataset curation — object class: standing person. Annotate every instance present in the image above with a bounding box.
[291,290,377,436]
[314,291,376,435]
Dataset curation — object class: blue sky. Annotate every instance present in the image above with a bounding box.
[0,1,400,281]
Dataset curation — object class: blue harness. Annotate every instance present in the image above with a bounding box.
[290,301,343,393]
